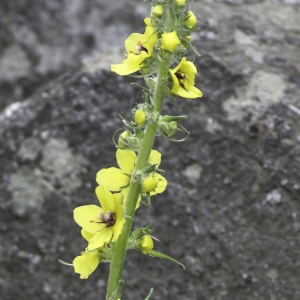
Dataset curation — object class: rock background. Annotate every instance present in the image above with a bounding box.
[1,0,300,299]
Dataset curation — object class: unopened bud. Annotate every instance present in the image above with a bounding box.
[185,11,197,29]
[139,235,154,254]
[118,131,130,148]
[135,109,147,126]
[175,0,186,6]
[152,5,164,15]
[161,31,181,53]
[158,116,180,138]
[166,121,177,137]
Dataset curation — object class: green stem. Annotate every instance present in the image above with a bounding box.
[106,58,170,300]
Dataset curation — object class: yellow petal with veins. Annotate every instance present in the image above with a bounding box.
[96,167,129,191]
[73,250,100,279]
[74,205,104,233]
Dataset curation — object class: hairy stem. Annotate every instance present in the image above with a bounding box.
[106,57,170,299]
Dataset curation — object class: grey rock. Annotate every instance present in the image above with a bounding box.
[9,166,44,216]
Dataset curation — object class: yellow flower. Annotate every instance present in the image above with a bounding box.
[169,57,202,99]
[185,11,197,29]
[111,26,157,75]
[139,235,154,254]
[73,186,125,250]
[161,31,181,53]
[96,149,167,208]
[152,5,164,15]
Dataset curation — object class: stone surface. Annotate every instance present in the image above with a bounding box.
[1,0,300,300]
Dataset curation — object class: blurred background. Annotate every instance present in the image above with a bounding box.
[1,0,300,299]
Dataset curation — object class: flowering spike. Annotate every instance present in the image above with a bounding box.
[68,0,203,297]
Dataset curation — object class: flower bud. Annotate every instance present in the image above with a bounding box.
[185,11,197,29]
[159,120,178,137]
[167,121,177,137]
[118,130,141,150]
[158,115,185,138]
[175,0,186,6]
[118,131,130,148]
[161,31,181,53]
[139,235,153,254]
[142,175,159,193]
[135,109,147,126]
[152,5,164,15]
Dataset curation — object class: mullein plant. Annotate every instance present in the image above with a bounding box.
[61,0,202,299]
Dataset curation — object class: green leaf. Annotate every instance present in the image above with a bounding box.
[144,288,153,300]
[148,250,185,269]
[58,259,73,267]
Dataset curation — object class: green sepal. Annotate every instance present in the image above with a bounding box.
[166,124,190,143]
[142,163,158,174]
[127,225,152,249]
[188,40,201,57]
[144,192,151,206]
[148,250,185,269]
[159,115,188,122]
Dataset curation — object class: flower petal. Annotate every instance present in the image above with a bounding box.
[174,85,202,99]
[144,17,152,27]
[95,185,116,212]
[111,53,144,76]
[122,187,141,209]
[116,149,136,174]
[96,167,129,191]
[73,250,100,279]
[135,194,142,209]
[142,26,157,55]
[74,205,104,233]
[88,228,113,250]
[149,150,161,167]
[150,173,168,196]
[125,33,144,53]
[81,229,96,242]
[112,197,125,242]
[170,70,180,91]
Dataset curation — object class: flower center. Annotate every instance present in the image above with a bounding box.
[175,71,188,82]
[90,211,116,227]
[129,41,149,55]
[99,211,116,227]
[175,71,189,90]
[136,41,149,53]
